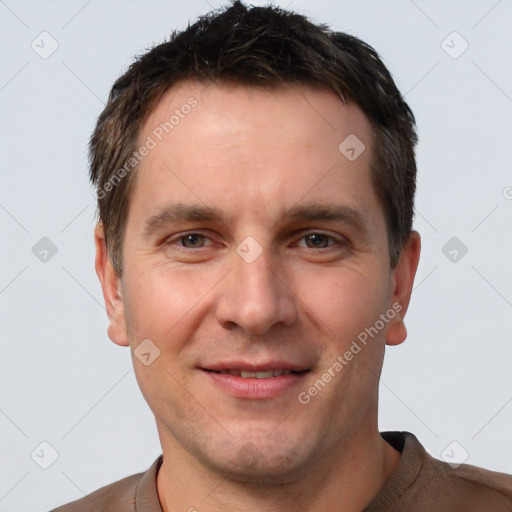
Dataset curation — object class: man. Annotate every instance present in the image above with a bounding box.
[52,1,512,510]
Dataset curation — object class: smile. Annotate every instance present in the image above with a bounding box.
[206,369,299,378]
[201,368,310,399]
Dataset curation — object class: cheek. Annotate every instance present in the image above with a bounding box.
[295,263,391,346]
[121,266,206,407]
[122,264,217,345]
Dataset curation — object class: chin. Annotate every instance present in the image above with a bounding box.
[229,464,315,485]
[202,442,317,484]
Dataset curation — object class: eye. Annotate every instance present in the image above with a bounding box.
[297,232,345,249]
[166,233,212,249]
[181,233,206,248]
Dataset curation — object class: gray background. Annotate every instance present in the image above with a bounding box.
[1,0,511,510]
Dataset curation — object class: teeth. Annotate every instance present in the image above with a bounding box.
[239,369,293,379]
[256,371,273,379]
[211,369,298,378]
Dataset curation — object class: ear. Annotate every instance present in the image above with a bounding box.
[94,223,129,347]
[386,230,421,346]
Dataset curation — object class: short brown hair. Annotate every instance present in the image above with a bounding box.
[90,0,417,277]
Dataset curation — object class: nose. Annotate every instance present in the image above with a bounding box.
[215,246,298,335]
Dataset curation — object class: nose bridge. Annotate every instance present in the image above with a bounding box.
[236,245,278,297]
[215,239,296,334]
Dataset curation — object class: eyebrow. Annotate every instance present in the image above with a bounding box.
[141,201,369,239]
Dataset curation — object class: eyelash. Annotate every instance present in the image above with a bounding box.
[164,231,348,250]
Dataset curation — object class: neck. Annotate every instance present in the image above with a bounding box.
[156,428,401,512]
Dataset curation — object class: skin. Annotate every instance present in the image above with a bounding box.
[95,81,421,511]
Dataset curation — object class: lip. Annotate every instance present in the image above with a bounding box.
[201,361,309,372]
[200,368,310,399]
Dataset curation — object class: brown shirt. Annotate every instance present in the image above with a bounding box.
[50,431,512,511]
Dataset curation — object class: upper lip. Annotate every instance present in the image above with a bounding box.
[200,361,310,372]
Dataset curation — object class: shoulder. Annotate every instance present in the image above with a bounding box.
[406,432,512,509]
[49,473,141,511]
[375,432,512,511]
[49,456,163,512]
[430,456,512,508]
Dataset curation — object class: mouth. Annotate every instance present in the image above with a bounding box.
[203,368,308,379]
[200,366,311,399]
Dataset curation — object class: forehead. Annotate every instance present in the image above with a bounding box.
[128,81,380,229]
[142,81,371,156]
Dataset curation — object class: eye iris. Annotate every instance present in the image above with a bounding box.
[182,234,204,248]
[306,234,328,248]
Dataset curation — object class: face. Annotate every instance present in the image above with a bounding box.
[96,81,419,483]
